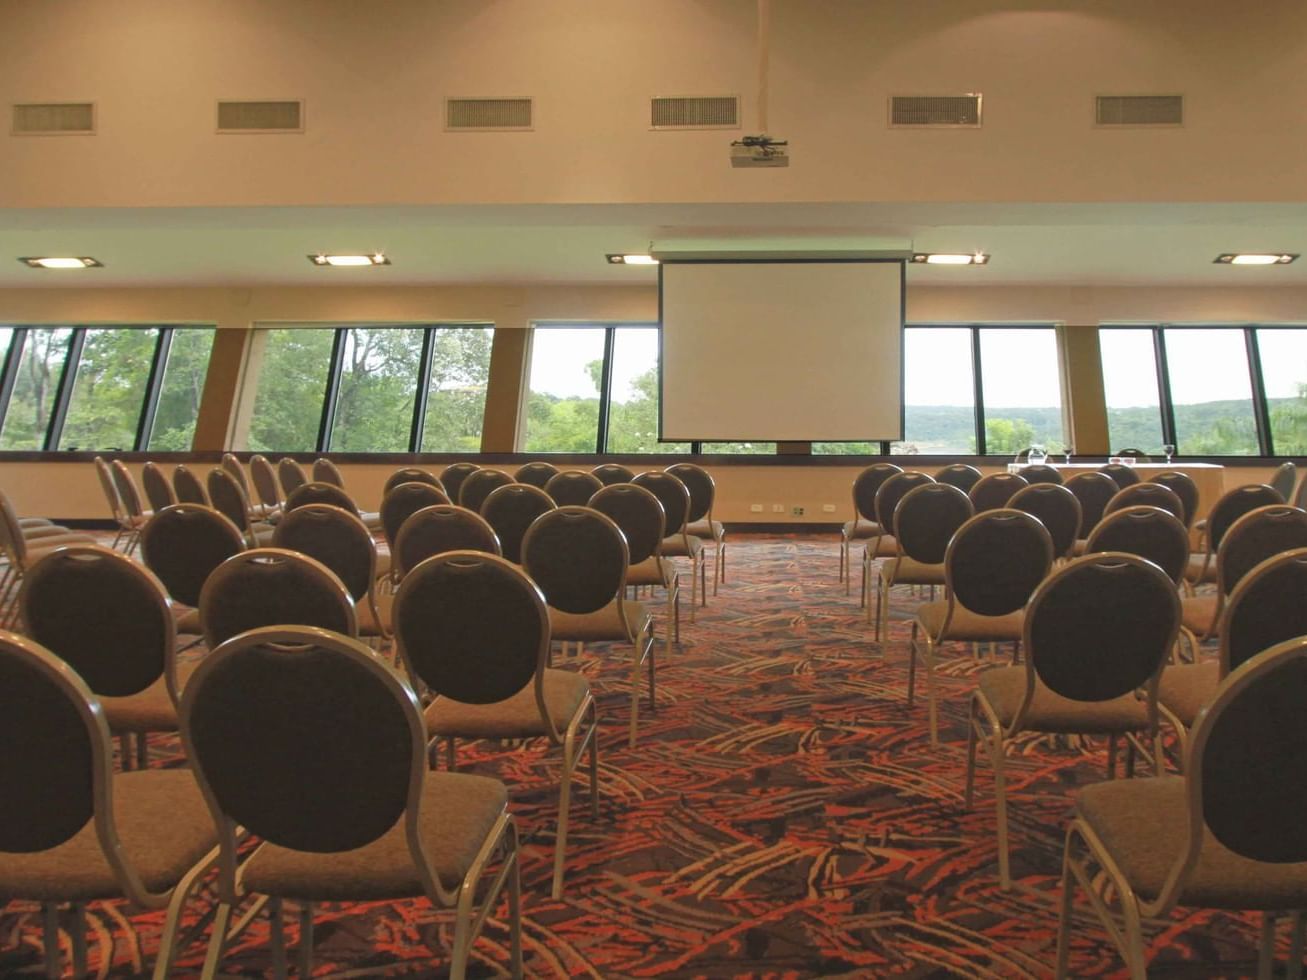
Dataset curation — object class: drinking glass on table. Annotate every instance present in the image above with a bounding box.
[1064,445,1075,465]
[1163,444,1176,465]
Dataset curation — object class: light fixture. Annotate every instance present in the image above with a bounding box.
[19,256,102,269]
[308,253,390,267]
[911,252,990,265]
[1214,253,1298,265]
[606,253,659,266]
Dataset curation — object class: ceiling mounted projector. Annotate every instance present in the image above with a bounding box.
[730,134,789,168]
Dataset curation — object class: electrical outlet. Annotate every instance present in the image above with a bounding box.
[772,504,784,513]
[822,503,836,513]
[750,503,763,513]
[792,505,805,516]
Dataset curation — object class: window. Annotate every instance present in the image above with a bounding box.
[0,326,214,452]
[978,327,1065,455]
[1099,324,1303,457]
[897,326,977,454]
[242,324,494,453]
[522,324,694,454]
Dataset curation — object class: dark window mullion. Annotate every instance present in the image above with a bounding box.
[316,328,348,452]
[45,327,85,450]
[134,327,172,450]
[1246,326,1274,456]
[1154,327,1177,449]
[409,326,436,453]
[0,329,28,429]
[595,326,616,453]
[971,326,987,455]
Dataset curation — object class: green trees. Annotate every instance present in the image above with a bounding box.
[0,328,71,450]
[148,329,216,450]
[61,328,159,450]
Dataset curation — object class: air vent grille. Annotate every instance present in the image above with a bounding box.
[889,95,982,128]
[1096,95,1183,126]
[651,95,739,129]
[446,98,533,131]
[217,100,303,133]
[12,102,94,135]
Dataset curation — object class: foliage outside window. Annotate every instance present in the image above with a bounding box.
[242,324,493,454]
[0,326,213,452]
[1099,324,1305,457]
[816,324,1063,455]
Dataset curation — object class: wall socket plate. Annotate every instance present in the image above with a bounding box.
[822,503,836,513]
[772,504,784,513]
[750,503,763,513]
[792,505,805,516]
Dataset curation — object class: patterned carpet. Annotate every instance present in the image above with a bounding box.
[0,533,1282,977]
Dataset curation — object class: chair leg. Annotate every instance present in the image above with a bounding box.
[840,535,848,588]
[42,903,61,980]
[1288,912,1304,980]
[553,735,577,900]
[269,896,287,980]
[198,897,234,980]
[1259,913,1276,980]
[906,626,920,706]
[507,821,524,979]
[446,736,457,771]
[1107,734,1118,779]
[153,843,222,979]
[964,702,979,809]
[992,730,1012,890]
[588,710,600,820]
[925,641,939,746]
[119,733,133,771]
[699,554,707,608]
[298,902,314,978]
[1054,833,1077,979]
[136,732,148,770]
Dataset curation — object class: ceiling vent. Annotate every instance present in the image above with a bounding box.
[445,98,533,131]
[217,100,304,134]
[889,94,982,128]
[12,102,95,135]
[651,95,739,130]
[1096,94,1183,126]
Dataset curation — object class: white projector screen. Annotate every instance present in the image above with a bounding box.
[659,260,904,442]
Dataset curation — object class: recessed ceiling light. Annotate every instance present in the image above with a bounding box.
[308,253,390,267]
[606,253,660,266]
[911,252,990,265]
[1214,253,1298,265]
[19,256,102,269]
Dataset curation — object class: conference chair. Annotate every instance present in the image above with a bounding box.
[909,508,1051,745]
[966,552,1180,888]
[392,505,501,581]
[1084,506,1190,587]
[248,454,284,520]
[1149,470,1200,530]
[862,470,933,623]
[382,466,444,498]
[206,467,275,548]
[138,504,245,637]
[1269,459,1298,502]
[545,469,603,507]
[395,551,598,900]
[171,463,209,506]
[0,491,97,626]
[199,547,357,649]
[1113,448,1150,462]
[840,462,903,593]
[1103,481,1186,525]
[439,462,480,504]
[1186,483,1284,589]
[1018,463,1064,485]
[591,462,636,486]
[19,544,182,771]
[633,470,708,617]
[273,504,391,647]
[522,506,655,748]
[110,460,154,554]
[284,479,359,515]
[141,461,177,513]
[277,457,308,497]
[933,463,983,494]
[481,482,555,564]
[1056,636,1307,980]
[312,456,345,488]
[1158,545,1307,758]
[1065,471,1120,554]
[1010,482,1082,562]
[1099,462,1142,489]
[181,625,522,980]
[221,452,252,501]
[0,631,223,980]
[380,481,452,560]
[590,482,679,655]
[666,462,727,594]
[459,468,514,514]
[94,456,133,551]
[872,482,972,645]
[968,472,1028,513]
[514,460,559,489]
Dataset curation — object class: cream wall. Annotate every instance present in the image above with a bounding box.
[4,0,1307,208]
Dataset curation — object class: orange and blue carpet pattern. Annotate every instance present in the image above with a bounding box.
[0,533,1281,977]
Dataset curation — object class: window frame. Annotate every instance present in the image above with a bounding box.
[1098,323,1307,457]
[0,324,204,452]
[249,322,494,454]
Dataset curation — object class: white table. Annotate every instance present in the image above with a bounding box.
[1006,462,1224,521]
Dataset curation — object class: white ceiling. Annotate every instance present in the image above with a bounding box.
[2,201,1307,288]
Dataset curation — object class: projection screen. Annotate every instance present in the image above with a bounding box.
[658,260,904,443]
